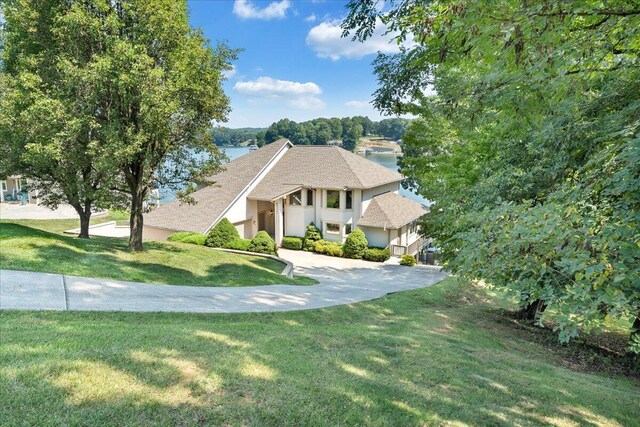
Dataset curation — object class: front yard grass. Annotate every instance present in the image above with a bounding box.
[0,219,314,287]
[1,278,637,426]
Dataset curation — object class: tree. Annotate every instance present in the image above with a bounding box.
[342,123,363,152]
[344,0,640,352]
[0,0,123,238]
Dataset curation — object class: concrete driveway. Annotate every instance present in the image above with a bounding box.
[0,203,107,220]
[0,249,448,313]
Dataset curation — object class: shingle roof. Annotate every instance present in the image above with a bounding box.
[144,139,291,233]
[248,145,403,201]
[357,192,428,229]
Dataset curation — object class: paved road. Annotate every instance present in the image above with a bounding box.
[0,250,448,313]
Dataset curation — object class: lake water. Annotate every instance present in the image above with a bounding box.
[159,146,429,205]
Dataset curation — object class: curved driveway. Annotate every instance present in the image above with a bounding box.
[0,249,448,313]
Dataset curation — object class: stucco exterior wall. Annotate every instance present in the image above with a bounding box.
[142,226,175,241]
[359,226,390,248]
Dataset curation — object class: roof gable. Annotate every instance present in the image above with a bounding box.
[144,139,291,233]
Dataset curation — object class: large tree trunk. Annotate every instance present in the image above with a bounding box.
[629,311,640,358]
[128,190,144,251]
[518,299,547,322]
[71,202,92,239]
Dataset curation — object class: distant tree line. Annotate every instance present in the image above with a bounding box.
[210,127,267,146]
[254,117,410,151]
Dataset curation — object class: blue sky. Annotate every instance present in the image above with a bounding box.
[187,0,403,128]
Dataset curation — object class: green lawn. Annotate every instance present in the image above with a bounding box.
[0,218,314,287]
[1,279,637,426]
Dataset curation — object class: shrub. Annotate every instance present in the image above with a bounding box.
[342,228,368,259]
[248,231,278,255]
[205,218,239,248]
[363,247,391,262]
[303,222,323,251]
[314,240,343,257]
[282,236,303,250]
[223,238,251,251]
[168,232,206,246]
[400,254,417,266]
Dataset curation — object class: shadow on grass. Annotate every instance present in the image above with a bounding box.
[0,223,306,287]
[1,282,638,426]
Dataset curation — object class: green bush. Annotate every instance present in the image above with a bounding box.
[342,228,368,259]
[168,232,206,246]
[282,236,303,250]
[248,231,278,256]
[314,240,343,257]
[303,222,323,251]
[205,218,239,248]
[223,238,251,251]
[363,247,391,262]
[400,254,417,266]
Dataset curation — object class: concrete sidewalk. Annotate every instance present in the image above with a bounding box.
[0,250,448,313]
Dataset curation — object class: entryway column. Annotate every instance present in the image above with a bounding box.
[274,198,284,245]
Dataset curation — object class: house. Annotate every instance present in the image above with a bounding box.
[0,176,38,204]
[144,139,429,256]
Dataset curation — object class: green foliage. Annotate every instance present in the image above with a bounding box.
[261,116,390,151]
[303,222,323,251]
[363,247,391,262]
[168,232,206,246]
[205,218,239,248]
[342,229,368,259]
[248,231,278,256]
[314,240,343,257]
[210,127,266,146]
[223,238,251,251]
[1,0,237,250]
[282,236,303,251]
[400,255,416,267]
[344,0,640,351]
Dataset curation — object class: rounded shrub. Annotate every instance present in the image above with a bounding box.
[223,238,251,251]
[205,218,239,248]
[342,228,368,259]
[168,232,206,246]
[314,240,343,257]
[248,231,278,255]
[282,236,303,250]
[303,222,323,251]
[400,254,417,266]
[363,247,391,262]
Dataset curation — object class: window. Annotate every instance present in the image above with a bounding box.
[409,220,418,234]
[345,224,352,235]
[326,190,340,209]
[345,190,352,210]
[326,223,340,234]
[0,181,6,192]
[289,190,302,206]
[307,189,313,206]
[19,179,28,191]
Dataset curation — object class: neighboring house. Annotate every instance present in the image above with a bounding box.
[0,176,38,204]
[144,139,429,256]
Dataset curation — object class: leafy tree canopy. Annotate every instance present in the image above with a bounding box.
[344,0,640,352]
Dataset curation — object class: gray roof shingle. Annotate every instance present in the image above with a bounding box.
[144,139,291,233]
[248,145,403,201]
[357,192,428,229]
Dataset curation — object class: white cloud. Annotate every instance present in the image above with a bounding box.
[233,0,290,20]
[234,77,325,110]
[345,100,371,108]
[306,18,406,61]
[223,65,237,79]
[305,14,317,22]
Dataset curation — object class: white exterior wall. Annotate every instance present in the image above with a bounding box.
[205,142,291,234]
[142,226,175,241]
[360,226,390,248]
